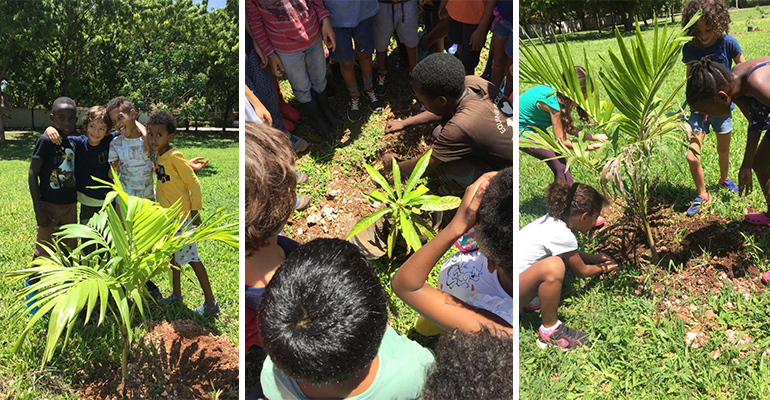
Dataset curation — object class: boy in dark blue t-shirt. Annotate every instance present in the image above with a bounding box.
[29,97,78,259]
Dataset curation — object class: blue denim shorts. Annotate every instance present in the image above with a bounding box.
[689,110,733,134]
[748,97,770,132]
[331,17,375,63]
[492,18,513,58]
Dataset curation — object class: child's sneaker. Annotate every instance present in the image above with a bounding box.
[537,322,589,350]
[523,297,541,312]
[686,194,709,216]
[718,177,739,193]
[287,132,308,153]
[365,86,383,112]
[161,293,183,306]
[762,270,770,285]
[374,73,386,96]
[193,301,220,318]
[347,93,362,122]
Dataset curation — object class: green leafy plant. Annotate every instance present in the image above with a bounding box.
[520,12,701,262]
[5,173,237,386]
[346,149,461,258]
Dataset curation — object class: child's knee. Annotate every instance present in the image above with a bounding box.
[542,256,565,281]
[686,149,700,164]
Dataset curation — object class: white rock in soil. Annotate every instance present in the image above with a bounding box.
[328,188,342,197]
[725,301,734,309]
[298,228,303,235]
[323,205,334,217]
[322,225,328,233]
[306,213,322,226]
[684,331,707,348]
[161,390,168,397]
[370,201,381,208]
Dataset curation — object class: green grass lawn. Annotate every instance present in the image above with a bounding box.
[520,9,770,399]
[0,129,239,398]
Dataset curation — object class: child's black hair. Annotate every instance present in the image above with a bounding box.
[410,53,466,98]
[51,97,76,113]
[257,238,388,385]
[105,96,135,124]
[546,179,607,220]
[682,0,731,36]
[475,167,513,278]
[686,56,733,106]
[421,328,513,400]
[146,110,177,134]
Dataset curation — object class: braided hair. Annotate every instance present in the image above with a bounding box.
[686,56,733,107]
[546,179,606,220]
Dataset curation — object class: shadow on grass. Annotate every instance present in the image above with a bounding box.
[0,131,41,161]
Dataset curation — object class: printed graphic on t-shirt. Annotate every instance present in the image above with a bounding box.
[264,0,309,22]
[443,259,482,291]
[50,148,76,189]
[155,164,171,183]
[493,91,514,134]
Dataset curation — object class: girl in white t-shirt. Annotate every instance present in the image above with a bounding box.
[519,180,617,350]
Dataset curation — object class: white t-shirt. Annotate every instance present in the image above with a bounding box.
[518,214,578,273]
[437,250,512,325]
[108,135,155,200]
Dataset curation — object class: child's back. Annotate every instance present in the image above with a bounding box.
[259,239,434,400]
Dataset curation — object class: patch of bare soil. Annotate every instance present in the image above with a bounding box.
[292,115,434,243]
[595,192,768,353]
[78,320,238,399]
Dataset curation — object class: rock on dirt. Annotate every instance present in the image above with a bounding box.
[684,331,707,348]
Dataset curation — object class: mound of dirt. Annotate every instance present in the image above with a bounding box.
[78,319,238,399]
[594,193,767,337]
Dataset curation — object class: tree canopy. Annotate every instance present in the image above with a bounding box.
[0,0,237,141]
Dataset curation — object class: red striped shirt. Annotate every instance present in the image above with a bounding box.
[246,0,331,55]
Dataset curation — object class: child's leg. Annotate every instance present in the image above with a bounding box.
[491,33,508,88]
[189,261,215,306]
[352,18,376,90]
[686,129,708,199]
[716,131,732,181]
[171,261,182,297]
[420,17,447,53]
[520,147,574,185]
[395,0,419,71]
[275,49,312,104]
[373,3,393,77]
[752,132,770,211]
[519,256,566,328]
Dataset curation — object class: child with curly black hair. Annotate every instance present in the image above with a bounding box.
[680,0,745,216]
[519,180,617,349]
[686,55,770,285]
[392,170,513,336]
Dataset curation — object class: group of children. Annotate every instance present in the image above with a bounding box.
[245,121,512,398]
[29,96,220,317]
[519,0,770,350]
[245,0,514,149]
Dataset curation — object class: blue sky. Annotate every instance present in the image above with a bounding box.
[193,0,227,10]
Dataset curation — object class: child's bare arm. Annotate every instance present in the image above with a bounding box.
[29,159,51,227]
[392,172,511,335]
[385,110,445,133]
[44,126,62,145]
[564,250,617,278]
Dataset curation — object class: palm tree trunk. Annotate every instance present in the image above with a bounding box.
[641,214,658,263]
[121,329,129,393]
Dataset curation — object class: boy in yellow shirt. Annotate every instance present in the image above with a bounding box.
[146,110,218,317]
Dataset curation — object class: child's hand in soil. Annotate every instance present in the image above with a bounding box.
[598,260,618,275]
[45,126,62,145]
[447,171,498,237]
[385,120,407,133]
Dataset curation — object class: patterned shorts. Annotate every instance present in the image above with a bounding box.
[748,97,770,132]
[174,217,200,265]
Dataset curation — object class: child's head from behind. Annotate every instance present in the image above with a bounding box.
[546,179,607,234]
[106,96,136,134]
[682,0,730,47]
[421,328,513,400]
[557,66,593,134]
[245,122,296,254]
[410,53,466,117]
[50,97,77,137]
[475,167,513,284]
[146,110,177,153]
[258,238,388,385]
[686,57,733,117]
[82,106,111,145]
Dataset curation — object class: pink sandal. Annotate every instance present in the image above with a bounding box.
[762,270,770,285]
[744,211,770,226]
